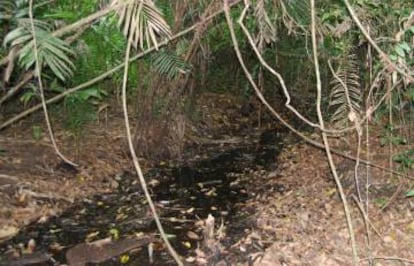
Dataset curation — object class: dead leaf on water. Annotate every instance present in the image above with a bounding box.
[182,241,191,248]
[186,231,200,240]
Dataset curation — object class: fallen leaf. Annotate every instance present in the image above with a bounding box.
[0,225,19,242]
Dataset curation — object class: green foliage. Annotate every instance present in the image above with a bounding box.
[151,49,191,80]
[3,17,76,81]
[373,197,387,208]
[38,0,99,22]
[393,149,414,171]
[31,125,42,140]
[406,189,414,197]
[19,83,39,106]
[62,89,103,140]
[70,16,130,91]
[0,0,29,22]
[379,125,407,146]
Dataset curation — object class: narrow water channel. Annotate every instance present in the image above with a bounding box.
[0,130,285,265]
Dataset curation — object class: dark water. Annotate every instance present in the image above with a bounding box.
[0,130,285,265]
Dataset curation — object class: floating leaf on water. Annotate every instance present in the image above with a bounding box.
[165,234,177,239]
[109,228,120,240]
[85,231,100,242]
[135,232,144,238]
[49,242,65,252]
[205,188,217,197]
[182,241,191,249]
[186,256,196,262]
[186,231,200,240]
[120,254,130,264]
[115,213,128,221]
[148,179,160,187]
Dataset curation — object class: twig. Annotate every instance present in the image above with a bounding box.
[120,25,183,266]
[310,0,358,263]
[28,0,77,167]
[351,195,383,241]
[359,256,414,264]
[22,189,74,203]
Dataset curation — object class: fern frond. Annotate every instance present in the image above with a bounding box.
[329,54,362,128]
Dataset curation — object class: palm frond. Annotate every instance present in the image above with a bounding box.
[151,49,191,80]
[0,0,28,21]
[253,0,277,44]
[111,0,171,50]
[283,0,310,26]
[276,0,310,35]
[4,18,76,81]
[329,54,362,128]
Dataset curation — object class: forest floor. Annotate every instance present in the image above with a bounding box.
[1,92,414,265]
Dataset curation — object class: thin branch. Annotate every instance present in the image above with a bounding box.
[121,28,182,266]
[28,0,77,167]
[359,256,414,264]
[310,0,358,264]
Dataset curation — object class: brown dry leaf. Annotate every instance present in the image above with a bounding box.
[0,225,19,242]
[186,231,200,240]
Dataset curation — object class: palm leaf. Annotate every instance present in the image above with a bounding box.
[253,0,276,44]
[111,0,171,50]
[151,49,191,80]
[329,54,362,128]
[0,0,28,21]
[4,18,76,81]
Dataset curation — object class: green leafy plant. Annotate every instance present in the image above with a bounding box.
[151,49,191,80]
[62,88,107,153]
[3,18,76,81]
[393,149,414,170]
[379,125,407,146]
[373,197,388,208]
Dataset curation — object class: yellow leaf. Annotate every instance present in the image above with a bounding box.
[182,241,191,248]
[109,228,120,240]
[406,221,414,232]
[120,254,130,264]
[326,188,336,196]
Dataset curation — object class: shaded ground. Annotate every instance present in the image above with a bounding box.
[1,92,414,265]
